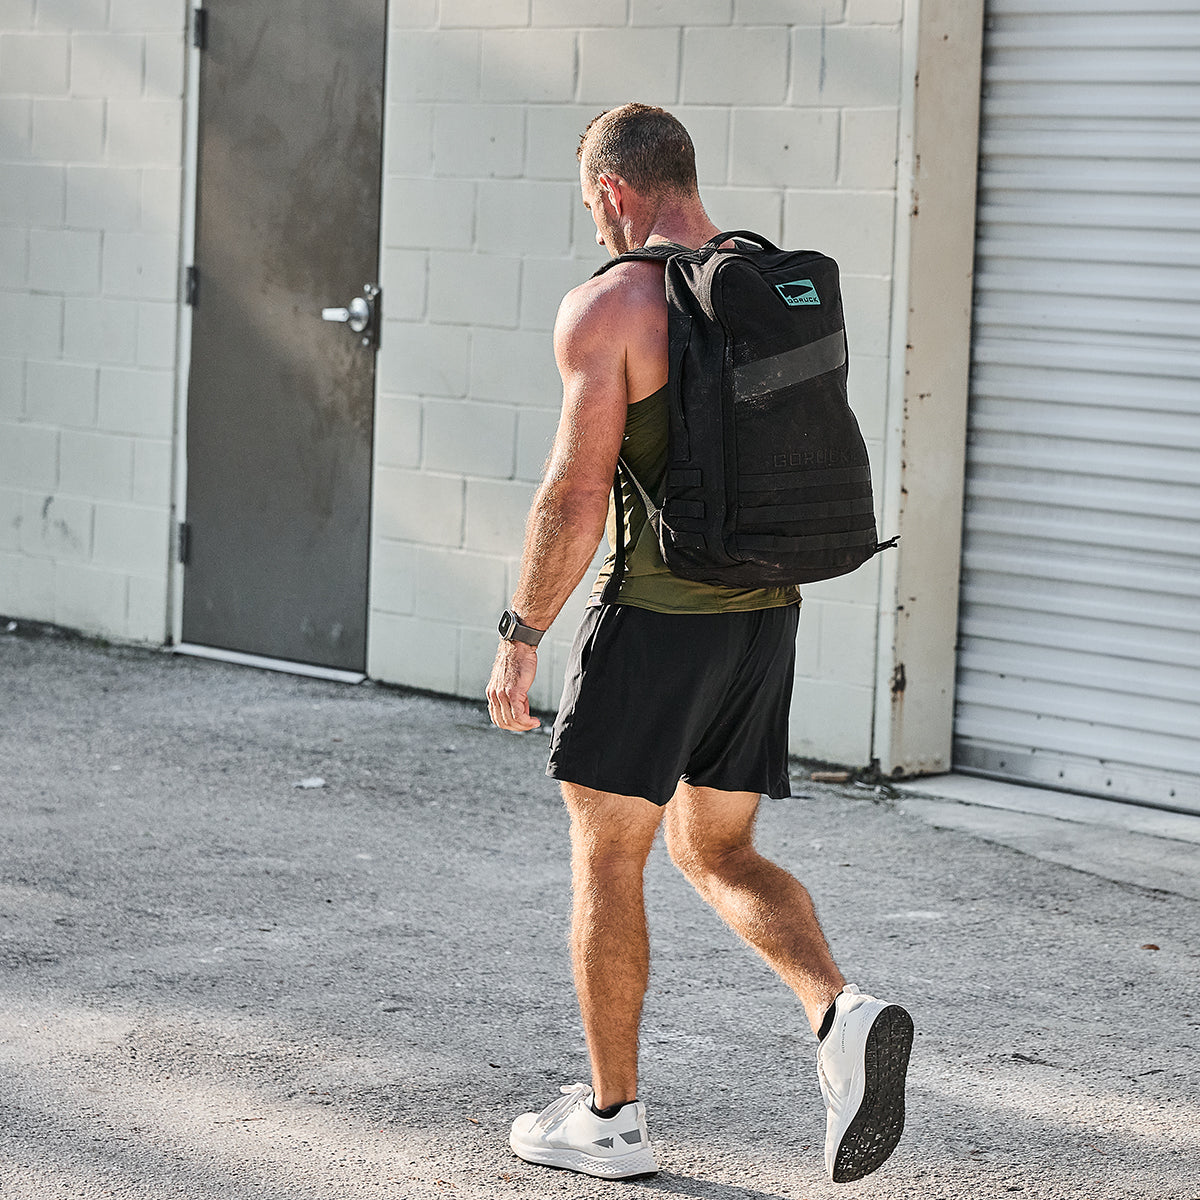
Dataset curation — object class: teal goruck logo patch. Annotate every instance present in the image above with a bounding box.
[775,278,820,306]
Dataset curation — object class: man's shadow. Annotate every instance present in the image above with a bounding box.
[634,1174,793,1199]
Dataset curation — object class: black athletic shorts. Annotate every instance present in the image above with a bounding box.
[546,602,800,807]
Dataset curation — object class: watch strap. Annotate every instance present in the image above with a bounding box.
[499,609,544,647]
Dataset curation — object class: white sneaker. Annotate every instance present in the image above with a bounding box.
[509,1082,658,1179]
[817,984,913,1183]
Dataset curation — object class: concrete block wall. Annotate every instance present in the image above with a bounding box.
[0,1,187,641]
[373,1,906,762]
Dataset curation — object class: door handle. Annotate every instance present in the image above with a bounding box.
[321,284,380,347]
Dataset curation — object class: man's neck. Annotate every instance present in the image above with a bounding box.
[630,202,721,253]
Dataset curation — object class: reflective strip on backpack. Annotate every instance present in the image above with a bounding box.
[732,330,847,401]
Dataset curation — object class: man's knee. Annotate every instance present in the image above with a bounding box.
[664,818,750,886]
[573,840,653,887]
[564,785,662,883]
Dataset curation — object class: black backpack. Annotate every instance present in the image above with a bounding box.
[595,230,895,599]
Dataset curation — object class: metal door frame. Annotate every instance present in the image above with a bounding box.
[169,3,384,683]
[167,9,200,657]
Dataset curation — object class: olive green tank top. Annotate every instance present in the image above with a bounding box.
[590,385,803,614]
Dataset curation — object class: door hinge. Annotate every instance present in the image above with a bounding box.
[177,521,191,565]
[185,265,198,306]
[192,8,208,51]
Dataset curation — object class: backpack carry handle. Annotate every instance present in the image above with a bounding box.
[699,230,781,255]
[592,231,780,278]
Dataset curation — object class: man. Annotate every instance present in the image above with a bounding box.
[486,103,912,1185]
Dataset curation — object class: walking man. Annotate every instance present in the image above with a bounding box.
[486,103,912,1184]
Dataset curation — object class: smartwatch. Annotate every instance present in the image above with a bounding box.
[498,609,545,647]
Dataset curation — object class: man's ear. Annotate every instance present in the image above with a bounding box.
[598,173,624,217]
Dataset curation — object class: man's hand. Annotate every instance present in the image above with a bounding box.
[487,641,541,732]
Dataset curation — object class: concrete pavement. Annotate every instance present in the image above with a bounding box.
[1,627,1197,1199]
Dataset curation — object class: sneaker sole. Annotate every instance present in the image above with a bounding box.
[509,1138,658,1180]
[831,1003,914,1184]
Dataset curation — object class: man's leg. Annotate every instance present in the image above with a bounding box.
[663,782,844,1034]
[506,783,663,1179]
[664,781,911,1183]
[562,782,665,1108]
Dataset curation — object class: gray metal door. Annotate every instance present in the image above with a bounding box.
[182,1,386,672]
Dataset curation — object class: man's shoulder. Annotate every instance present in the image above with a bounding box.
[557,261,664,339]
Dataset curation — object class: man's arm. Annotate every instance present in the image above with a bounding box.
[486,280,630,731]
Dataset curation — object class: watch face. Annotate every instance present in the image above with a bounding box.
[498,610,515,638]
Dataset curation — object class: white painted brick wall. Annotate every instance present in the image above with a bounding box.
[783,190,896,275]
[0,227,23,288]
[633,0,733,26]
[133,300,175,368]
[441,0,530,30]
[0,1,187,643]
[736,1,844,22]
[374,467,464,547]
[469,328,560,404]
[680,28,789,105]
[481,31,576,103]
[840,107,900,188]
[20,491,91,559]
[730,108,838,188]
[377,321,470,397]
[25,360,96,426]
[32,98,105,160]
[375,395,423,469]
[2,164,65,224]
[0,489,22,553]
[70,33,143,96]
[790,676,875,764]
[411,546,507,626]
[371,7,907,767]
[532,0,626,28]
[475,179,574,254]
[422,398,516,478]
[59,429,134,502]
[427,251,521,327]
[463,478,535,555]
[29,228,101,293]
[846,0,902,24]
[37,1,107,31]
[0,356,22,419]
[66,165,140,228]
[370,539,417,616]
[791,25,902,106]
[701,186,784,244]
[0,31,69,93]
[0,290,61,357]
[513,407,559,481]
[433,103,525,178]
[384,177,475,249]
[577,28,680,105]
[392,1,438,29]
[97,366,174,438]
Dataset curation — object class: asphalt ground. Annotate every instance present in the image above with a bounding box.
[1,627,1197,1199]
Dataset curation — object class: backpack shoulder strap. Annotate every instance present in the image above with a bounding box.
[590,241,692,278]
[597,457,663,607]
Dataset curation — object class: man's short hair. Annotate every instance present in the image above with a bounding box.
[578,103,698,197]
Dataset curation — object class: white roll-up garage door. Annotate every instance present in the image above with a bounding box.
[955,0,1200,811]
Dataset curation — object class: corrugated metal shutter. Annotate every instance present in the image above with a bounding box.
[956,0,1200,812]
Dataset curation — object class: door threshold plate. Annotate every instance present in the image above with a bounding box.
[173,642,366,685]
